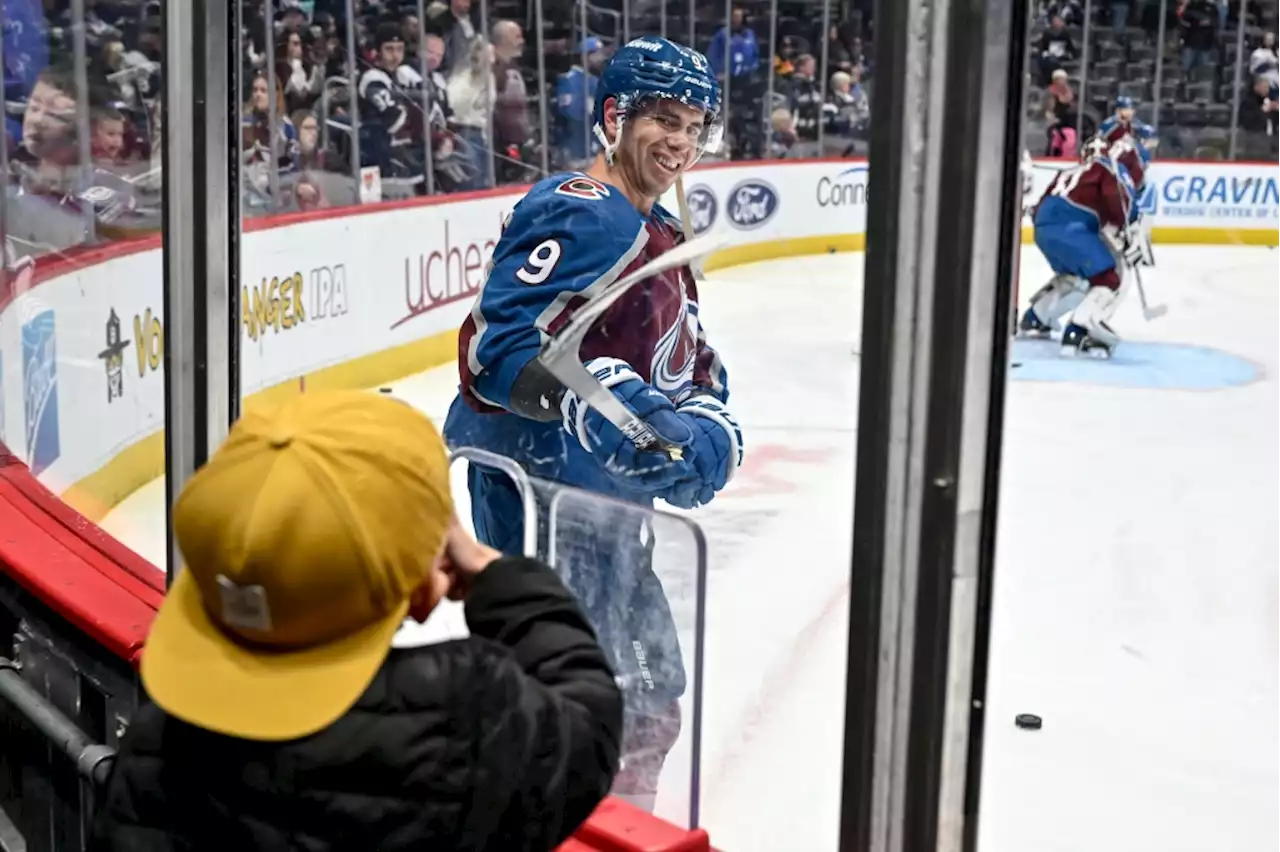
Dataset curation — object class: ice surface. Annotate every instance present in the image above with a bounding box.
[97,246,1279,852]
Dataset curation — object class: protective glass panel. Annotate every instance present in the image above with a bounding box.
[1026,0,1279,164]
[535,475,708,829]
[145,0,865,845]
[1228,4,1278,161]
[242,1,364,209]
[658,6,865,844]
[422,454,709,829]
[1,2,168,571]
[996,1,1278,850]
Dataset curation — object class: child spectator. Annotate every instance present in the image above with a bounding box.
[87,390,624,852]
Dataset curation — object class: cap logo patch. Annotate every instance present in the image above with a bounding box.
[217,575,274,631]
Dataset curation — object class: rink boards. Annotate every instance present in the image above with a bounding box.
[0,158,1275,525]
[0,157,1275,852]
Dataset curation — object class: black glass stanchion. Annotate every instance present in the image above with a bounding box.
[161,0,240,585]
[838,0,1028,849]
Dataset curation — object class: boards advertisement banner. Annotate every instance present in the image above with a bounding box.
[0,159,1274,499]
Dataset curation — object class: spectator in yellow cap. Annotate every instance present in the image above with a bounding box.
[88,389,623,852]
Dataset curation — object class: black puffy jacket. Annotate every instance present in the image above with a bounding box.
[87,557,624,852]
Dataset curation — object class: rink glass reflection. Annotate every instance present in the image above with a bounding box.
[0,0,1276,847]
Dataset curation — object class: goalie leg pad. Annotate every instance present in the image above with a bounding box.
[1028,273,1088,326]
[1070,285,1121,348]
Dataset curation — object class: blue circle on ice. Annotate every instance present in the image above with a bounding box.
[1009,338,1260,390]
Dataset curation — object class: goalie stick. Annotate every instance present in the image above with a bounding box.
[1133,264,1167,320]
[535,231,726,461]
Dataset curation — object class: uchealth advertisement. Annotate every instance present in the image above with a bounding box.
[391,210,506,331]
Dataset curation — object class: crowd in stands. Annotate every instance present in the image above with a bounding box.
[1031,0,1278,159]
[0,0,875,238]
[0,0,1275,260]
[231,0,882,201]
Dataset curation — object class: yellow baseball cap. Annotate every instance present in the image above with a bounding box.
[141,389,453,742]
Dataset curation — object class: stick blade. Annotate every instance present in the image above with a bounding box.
[1143,304,1169,320]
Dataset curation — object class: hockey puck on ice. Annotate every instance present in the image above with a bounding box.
[1015,713,1042,730]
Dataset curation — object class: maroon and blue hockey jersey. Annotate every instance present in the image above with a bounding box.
[443,172,729,500]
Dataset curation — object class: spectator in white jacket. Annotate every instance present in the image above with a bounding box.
[1250,32,1278,89]
[446,35,494,190]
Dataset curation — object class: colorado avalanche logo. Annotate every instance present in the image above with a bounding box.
[726,180,779,230]
[555,176,610,201]
[685,185,717,235]
[651,306,698,396]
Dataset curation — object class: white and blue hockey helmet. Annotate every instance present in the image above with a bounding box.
[592,36,724,163]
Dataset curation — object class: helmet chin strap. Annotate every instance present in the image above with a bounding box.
[596,116,627,166]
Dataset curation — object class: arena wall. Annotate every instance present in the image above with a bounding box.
[0,156,1274,849]
[2,157,1274,523]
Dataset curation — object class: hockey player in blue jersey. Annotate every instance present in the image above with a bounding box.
[442,37,739,810]
[1020,131,1153,357]
[1098,96,1157,148]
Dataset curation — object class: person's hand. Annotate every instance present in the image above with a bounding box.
[433,512,502,602]
[409,513,501,621]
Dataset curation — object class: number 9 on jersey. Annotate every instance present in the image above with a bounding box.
[516,239,563,285]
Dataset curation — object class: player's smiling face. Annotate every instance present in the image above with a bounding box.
[620,98,704,197]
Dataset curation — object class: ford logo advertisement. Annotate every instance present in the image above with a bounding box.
[684,184,718,234]
[726,180,779,230]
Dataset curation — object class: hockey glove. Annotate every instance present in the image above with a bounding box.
[660,393,744,509]
[1123,221,1154,268]
[660,474,713,510]
[560,357,695,491]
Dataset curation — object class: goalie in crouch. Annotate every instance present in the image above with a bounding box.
[443,37,743,810]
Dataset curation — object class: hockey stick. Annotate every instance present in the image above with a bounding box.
[1133,264,1167,321]
[674,173,706,281]
[535,232,726,460]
